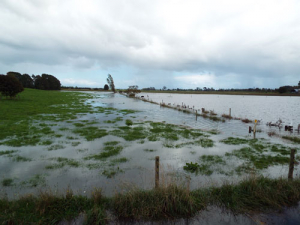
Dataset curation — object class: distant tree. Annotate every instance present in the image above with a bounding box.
[20,74,34,88]
[104,84,109,90]
[7,71,22,80]
[34,74,61,90]
[0,74,24,98]
[278,86,293,93]
[298,81,300,87]
[125,85,141,97]
[107,74,115,93]
[163,86,167,91]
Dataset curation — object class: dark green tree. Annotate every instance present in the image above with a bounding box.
[34,74,61,90]
[7,71,22,80]
[107,74,116,93]
[104,84,109,90]
[20,74,34,88]
[0,74,24,98]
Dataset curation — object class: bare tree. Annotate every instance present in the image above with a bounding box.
[107,74,115,93]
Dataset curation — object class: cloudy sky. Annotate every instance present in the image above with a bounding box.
[0,0,299,89]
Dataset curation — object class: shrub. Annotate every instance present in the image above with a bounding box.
[0,74,24,98]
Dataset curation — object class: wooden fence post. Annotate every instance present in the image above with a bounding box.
[196,110,197,121]
[155,156,159,188]
[229,108,231,117]
[288,149,295,180]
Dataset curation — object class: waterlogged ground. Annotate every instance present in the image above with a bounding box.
[0,91,300,199]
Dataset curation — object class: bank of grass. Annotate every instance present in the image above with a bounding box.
[1,177,300,224]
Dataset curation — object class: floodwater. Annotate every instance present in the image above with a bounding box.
[138,93,300,129]
[1,92,300,223]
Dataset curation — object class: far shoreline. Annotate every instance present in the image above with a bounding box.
[61,88,300,97]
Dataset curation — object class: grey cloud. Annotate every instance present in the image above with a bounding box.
[0,0,300,88]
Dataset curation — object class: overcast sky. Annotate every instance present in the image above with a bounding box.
[0,0,299,89]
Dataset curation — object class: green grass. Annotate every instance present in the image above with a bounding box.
[0,89,95,143]
[11,155,32,162]
[220,137,251,145]
[2,178,14,187]
[21,174,46,187]
[84,145,124,160]
[45,157,81,169]
[73,126,108,141]
[1,177,300,223]
[102,167,124,178]
[125,119,133,126]
[183,162,213,175]
[282,135,300,144]
[0,150,18,156]
[110,126,148,141]
[110,157,128,164]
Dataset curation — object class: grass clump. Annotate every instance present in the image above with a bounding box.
[110,157,128,164]
[200,177,300,213]
[220,137,250,145]
[113,184,203,221]
[102,168,124,178]
[11,155,32,162]
[85,145,124,160]
[2,178,14,187]
[0,150,18,156]
[225,147,290,170]
[111,126,148,141]
[73,126,108,141]
[46,157,81,169]
[183,162,213,175]
[47,144,65,151]
[125,119,133,126]
[282,135,300,144]
[21,174,46,187]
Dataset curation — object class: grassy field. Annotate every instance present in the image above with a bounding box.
[0,88,95,142]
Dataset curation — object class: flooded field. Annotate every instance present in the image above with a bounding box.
[0,91,299,200]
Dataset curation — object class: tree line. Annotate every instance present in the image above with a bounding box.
[0,71,61,98]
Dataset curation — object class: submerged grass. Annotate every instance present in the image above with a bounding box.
[73,126,108,141]
[84,145,124,160]
[1,177,300,223]
[2,178,14,187]
[0,150,18,156]
[46,157,81,169]
[282,135,300,144]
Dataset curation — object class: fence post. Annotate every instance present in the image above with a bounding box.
[253,120,257,139]
[288,149,295,180]
[229,108,231,117]
[155,156,159,188]
[196,110,197,121]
